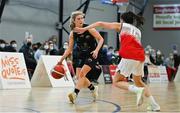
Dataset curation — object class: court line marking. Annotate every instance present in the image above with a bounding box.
[79,97,121,113]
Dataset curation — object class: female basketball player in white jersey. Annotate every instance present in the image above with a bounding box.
[74,11,160,112]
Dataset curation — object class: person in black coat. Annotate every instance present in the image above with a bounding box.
[19,37,37,80]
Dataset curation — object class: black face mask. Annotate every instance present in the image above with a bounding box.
[27,42,32,47]
[33,47,38,51]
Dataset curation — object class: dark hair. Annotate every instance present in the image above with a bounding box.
[121,11,144,28]
[10,40,16,44]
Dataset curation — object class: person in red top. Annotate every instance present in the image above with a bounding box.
[75,11,160,112]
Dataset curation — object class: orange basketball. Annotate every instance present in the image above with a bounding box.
[51,64,65,79]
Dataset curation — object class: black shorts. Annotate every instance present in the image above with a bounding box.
[73,53,101,78]
[75,55,98,69]
[86,64,102,80]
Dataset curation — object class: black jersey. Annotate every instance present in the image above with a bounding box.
[73,24,97,58]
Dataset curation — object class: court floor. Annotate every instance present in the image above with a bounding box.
[0,82,180,113]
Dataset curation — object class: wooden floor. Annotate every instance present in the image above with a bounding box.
[0,82,180,113]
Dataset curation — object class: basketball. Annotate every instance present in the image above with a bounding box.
[51,64,65,79]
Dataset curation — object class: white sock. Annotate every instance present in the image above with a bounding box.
[128,85,140,93]
[148,96,158,105]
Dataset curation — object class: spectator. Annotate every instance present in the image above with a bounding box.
[49,41,59,55]
[59,41,69,55]
[34,42,49,62]
[165,53,176,81]
[48,35,59,51]
[99,44,110,65]
[173,50,180,68]
[155,50,164,66]
[19,37,37,80]
[107,46,114,64]
[5,40,17,52]
[0,39,6,51]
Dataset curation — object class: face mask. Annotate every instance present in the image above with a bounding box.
[173,50,178,54]
[12,44,17,48]
[49,44,54,50]
[114,52,119,56]
[157,51,161,55]
[49,46,54,50]
[151,53,156,57]
[102,47,108,52]
[145,51,149,54]
[44,45,49,50]
[161,56,164,60]
[27,42,32,47]
[170,56,173,59]
[0,43,5,48]
[33,47,38,51]
[63,44,68,49]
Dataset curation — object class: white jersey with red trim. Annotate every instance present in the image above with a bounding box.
[120,23,141,44]
[119,23,145,61]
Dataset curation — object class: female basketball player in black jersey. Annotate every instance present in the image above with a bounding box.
[58,11,104,103]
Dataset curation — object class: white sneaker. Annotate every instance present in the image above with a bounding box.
[91,86,98,101]
[147,103,160,112]
[136,87,144,106]
[68,92,77,104]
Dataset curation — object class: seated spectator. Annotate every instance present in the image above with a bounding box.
[32,43,39,53]
[173,50,180,68]
[49,41,59,55]
[48,35,59,51]
[99,44,110,65]
[34,42,49,62]
[107,46,114,64]
[0,39,6,51]
[4,40,17,52]
[155,50,164,66]
[59,41,68,55]
[149,49,157,65]
[165,53,177,81]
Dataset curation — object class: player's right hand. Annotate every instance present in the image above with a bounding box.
[57,60,63,65]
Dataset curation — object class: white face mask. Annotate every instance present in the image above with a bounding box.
[12,44,17,48]
[173,50,178,54]
[157,51,161,55]
[49,46,54,50]
[44,45,49,50]
[114,52,119,56]
[63,44,68,49]
[49,44,54,50]
[170,56,173,59]
[63,42,69,49]
[0,43,5,48]
[145,50,150,54]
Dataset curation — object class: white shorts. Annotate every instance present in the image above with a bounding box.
[116,58,144,77]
